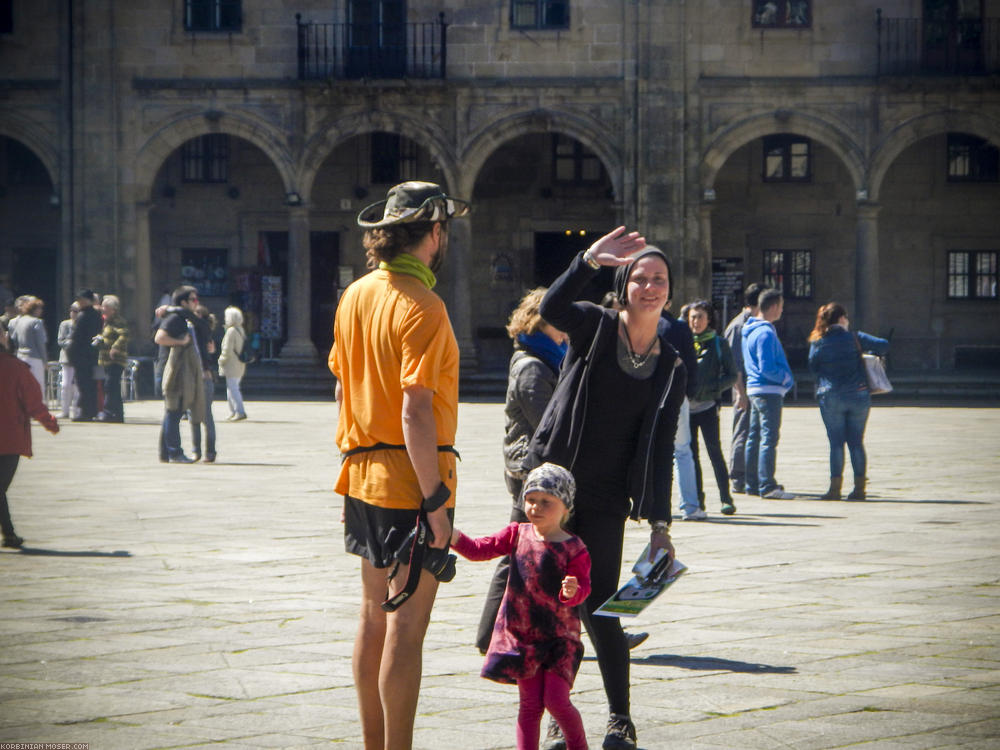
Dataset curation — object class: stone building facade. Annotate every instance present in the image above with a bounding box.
[1,0,998,373]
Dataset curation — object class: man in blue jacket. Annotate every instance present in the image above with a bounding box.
[741,289,795,499]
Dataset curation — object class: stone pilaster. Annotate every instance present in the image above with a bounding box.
[279,204,318,362]
[855,201,882,333]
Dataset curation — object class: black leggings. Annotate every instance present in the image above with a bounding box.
[690,405,733,504]
[568,508,629,716]
[0,454,21,538]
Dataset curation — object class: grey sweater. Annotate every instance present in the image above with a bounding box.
[11,315,48,361]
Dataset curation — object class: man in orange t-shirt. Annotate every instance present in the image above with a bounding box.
[329,181,469,750]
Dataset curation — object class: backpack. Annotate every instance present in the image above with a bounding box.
[237,330,256,364]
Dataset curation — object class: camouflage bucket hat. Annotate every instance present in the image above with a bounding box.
[521,462,576,513]
[357,181,471,228]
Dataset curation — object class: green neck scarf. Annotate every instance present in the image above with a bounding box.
[692,328,716,357]
[379,252,436,289]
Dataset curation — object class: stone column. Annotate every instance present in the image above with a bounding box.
[447,216,477,370]
[280,204,318,363]
[698,200,715,303]
[133,202,152,345]
[855,202,882,333]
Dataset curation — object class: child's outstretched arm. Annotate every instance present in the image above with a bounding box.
[559,549,592,607]
[451,522,519,562]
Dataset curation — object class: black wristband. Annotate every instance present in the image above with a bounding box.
[422,482,451,513]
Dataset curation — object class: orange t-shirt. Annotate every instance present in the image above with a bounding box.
[329,268,459,509]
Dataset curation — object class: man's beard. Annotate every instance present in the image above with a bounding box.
[429,229,449,274]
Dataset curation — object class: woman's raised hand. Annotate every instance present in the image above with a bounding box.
[586,226,646,266]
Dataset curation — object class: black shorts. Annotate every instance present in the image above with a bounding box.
[343,495,453,568]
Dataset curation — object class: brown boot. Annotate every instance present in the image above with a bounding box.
[820,477,842,500]
[847,476,867,500]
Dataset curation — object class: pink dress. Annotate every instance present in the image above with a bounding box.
[454,522,591,686]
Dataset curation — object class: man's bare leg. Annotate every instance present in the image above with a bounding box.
[355,560,389,749]
[354,558,440,750]
[380,564,440,750]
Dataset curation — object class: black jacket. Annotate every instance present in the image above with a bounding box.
[660,311,698,400]
[528,253,686,523]
[68,306,102,370]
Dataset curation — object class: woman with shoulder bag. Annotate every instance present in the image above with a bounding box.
[218,306,248,421]
[681,300,738,516]
[807,303,889,500]
[528,229,686,750]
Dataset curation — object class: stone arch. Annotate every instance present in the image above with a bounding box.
[869,109,1000,201]
[460,108,624,201]
[299,111,461,201]
[0,112,59,188]
[702,110,865,194]
[133,109,296,202]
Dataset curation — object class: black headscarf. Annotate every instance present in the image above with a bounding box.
[613,245,673,307]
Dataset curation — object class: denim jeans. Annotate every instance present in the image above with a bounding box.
[160,408,183,459]
[729,397,750,487]
[673,397,700,515]
[745,393,784,495]
[818,391,871,478]
[226,376,246,417]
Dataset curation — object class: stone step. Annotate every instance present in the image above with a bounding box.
[229,362,1000,401]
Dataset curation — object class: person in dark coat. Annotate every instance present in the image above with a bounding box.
[528,231,686,750]
[0,320,59,548]
[476,287,566,654]
[68,289,103,422]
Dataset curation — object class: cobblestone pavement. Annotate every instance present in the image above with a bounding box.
[1,398,998,749]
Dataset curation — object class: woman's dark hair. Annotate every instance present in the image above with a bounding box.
[744,282,765,308]
[363,222,437,269]
[613,246,673,306]
[682,299,715,329]
[808,302,848,342]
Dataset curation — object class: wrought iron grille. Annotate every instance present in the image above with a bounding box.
[877,11,1000,75]
[297,13,447,80]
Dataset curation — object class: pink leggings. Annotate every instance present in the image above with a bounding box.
[517,670,587,750]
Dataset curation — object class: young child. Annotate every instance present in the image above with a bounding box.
[451,462,592,750]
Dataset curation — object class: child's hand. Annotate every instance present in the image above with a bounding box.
[561,575,578,599]
[450,528,460,546]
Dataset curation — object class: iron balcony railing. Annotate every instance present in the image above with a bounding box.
[296,13,447,80]
[877,10,1000,75]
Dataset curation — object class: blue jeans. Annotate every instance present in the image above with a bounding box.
[160,408,183,460]
[673,398,700,515]
[745,394,784,495]
[818,391,871,478]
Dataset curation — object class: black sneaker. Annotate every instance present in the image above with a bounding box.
[542,716,567,750]
[2,534,24,549]
[625,631,649,649]
[603,713,636,750]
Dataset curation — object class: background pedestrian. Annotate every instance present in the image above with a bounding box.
[10,296,47,391]
[218,306,248,421]
[808,302,889,500]
[681,299,738,516]
[476,287,566,654]
[0,320,59,549]
[95,295,129,423]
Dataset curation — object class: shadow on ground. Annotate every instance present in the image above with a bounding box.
[631,654,798,674]
[11,548,132,558]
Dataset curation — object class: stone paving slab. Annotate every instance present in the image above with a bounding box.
[0,399,997,749]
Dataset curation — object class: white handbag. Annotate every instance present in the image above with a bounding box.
[862,353,892,395]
